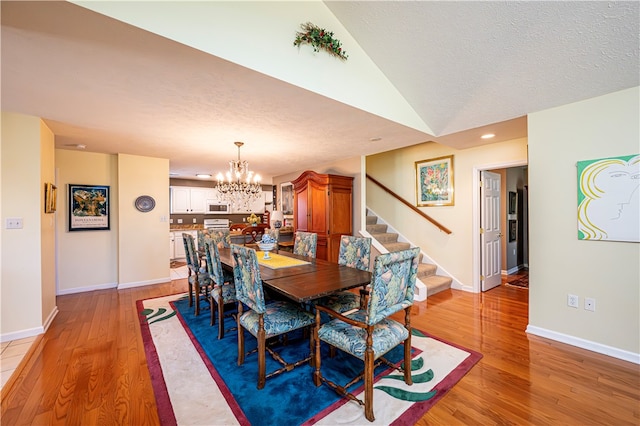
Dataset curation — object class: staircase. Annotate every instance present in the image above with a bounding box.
[366,214,452,298]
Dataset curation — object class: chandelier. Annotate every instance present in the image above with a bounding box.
[216,141,262,210]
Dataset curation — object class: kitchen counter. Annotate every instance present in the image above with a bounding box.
[170,224,204,231]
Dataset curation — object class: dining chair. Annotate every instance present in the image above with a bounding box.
[183,233,212,316]
[230,223,246,231]
[317,235,372,313]
[242,224,267,246]
[293,231,318,258]
[208,228,231,249]
[204,239,237,339]
[231,244,315,390]
[266,228,280,250]
[313,247,420,422]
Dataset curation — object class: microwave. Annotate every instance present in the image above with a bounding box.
[206,200,231,214]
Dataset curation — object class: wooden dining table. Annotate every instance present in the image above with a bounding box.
[217,246,371,303]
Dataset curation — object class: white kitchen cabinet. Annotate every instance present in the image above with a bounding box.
[169,233,175,259]
[172,230,198,260]
[170,186,216,213]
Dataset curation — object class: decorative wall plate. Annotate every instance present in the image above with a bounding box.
[135,195,155,212]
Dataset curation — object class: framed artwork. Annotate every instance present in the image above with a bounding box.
[68,184,110,231]
[280,182,294,216]
[509,220,517,242]
[577,153,639,242]
[44,182,57,214]
[415,155,454,206]
[508,191,517,214]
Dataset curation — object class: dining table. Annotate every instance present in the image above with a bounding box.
[216,246,371,303]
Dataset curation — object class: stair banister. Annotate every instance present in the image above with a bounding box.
[366,174,452,235]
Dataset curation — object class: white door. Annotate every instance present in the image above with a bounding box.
[481,171,502,291]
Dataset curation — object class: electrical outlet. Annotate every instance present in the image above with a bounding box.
[567,294,579,308]
[585,297,596,312]
[193,218,197,223]
[6,218,23,229]
[177,219,183,224]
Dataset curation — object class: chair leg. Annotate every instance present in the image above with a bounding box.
[364,346,375,422]
[257,325,266,389]
[404,333,413,385]
[237,303,245,366]
[313,316,322,385]
[209,295,216,327]
[188,282,193,307]
[217,295,225,339]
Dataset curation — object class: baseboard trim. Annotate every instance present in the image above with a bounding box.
[1,326,43,343]
[58,282,117,295]
[117,276,171,290]
[526,325,640,364]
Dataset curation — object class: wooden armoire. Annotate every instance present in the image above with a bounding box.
[291,170,353,262]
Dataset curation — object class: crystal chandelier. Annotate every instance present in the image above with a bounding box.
[216,141,262,210]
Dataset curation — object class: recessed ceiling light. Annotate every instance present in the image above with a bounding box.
[481,133,495,139]
[369,137,382,142]
[196,174,211,178]
[169,173,179,176]
[64,143,86,149]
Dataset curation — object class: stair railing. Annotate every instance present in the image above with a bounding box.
[366,174,452,235]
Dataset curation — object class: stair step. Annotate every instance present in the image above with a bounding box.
[417,263,437,279]
[366,223,388,234]
[382,241,411,252]
[366,215,378,225]
[371,232,399,243]
[423,275,453,297]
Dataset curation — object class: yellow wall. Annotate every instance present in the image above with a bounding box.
[528,86,639,357]
[1,112,56,338]
[56,150,119,294]
[117,153,170,288]
[366,138,528,287]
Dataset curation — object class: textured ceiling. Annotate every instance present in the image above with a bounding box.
[1,1,638,181]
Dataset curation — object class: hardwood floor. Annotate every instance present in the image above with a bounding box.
[2,277,638,425]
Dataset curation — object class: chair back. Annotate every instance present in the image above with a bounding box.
[293,231,318,258]
[208,228,231,249]
[204,239,226,285]
[183,233,200,273]
[337,235,372,271]
[266,228,280,249]
[366,247,420,325]
[197,229,212,250]
[231,245,266,314]
[230,223,246,231]
[242,225,267,245]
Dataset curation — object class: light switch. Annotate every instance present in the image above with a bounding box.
[6,218,23,229]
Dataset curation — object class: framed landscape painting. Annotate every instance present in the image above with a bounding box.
[416,155,454,206]
[68,184,110,231]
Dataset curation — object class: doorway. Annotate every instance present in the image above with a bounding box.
[472,161,529,293]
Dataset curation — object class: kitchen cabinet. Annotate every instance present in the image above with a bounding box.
[169,233,175,260]
[172,230,198,259]
[170,186,216,213]
[292,170,353,262]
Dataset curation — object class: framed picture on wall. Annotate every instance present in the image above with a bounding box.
[509,220,517,242]
[509,191,517,214]
[280,182,294,216]
[44,182,57,214]
[68,184,110,231]
[415,155,454,206]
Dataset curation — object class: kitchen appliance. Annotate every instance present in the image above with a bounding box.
[204,218,230,229]
[206,200,231,214]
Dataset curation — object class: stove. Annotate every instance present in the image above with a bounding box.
[204,218,230,229]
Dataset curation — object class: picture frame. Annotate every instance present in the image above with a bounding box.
[509,219,517,242]
[44,182,57,214]
[509,191,517,214]
[280,182,294,216]
[68,184,110,231]
[415,155,454,206]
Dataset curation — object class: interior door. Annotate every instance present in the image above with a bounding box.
[481,170,502,291]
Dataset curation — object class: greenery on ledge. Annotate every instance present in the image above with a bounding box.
[294,22,348,60]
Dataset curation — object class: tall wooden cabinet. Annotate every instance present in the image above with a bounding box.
[291,170,353,262]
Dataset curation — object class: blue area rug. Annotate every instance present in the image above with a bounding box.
[138,293,482,425]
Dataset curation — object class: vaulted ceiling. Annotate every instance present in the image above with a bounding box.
[2,1,638,181]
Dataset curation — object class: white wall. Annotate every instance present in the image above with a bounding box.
[117,153,170,288]
[56,150,118,294]
[1,112,56,340]
[527,86,639,359]
[366,138,528,287]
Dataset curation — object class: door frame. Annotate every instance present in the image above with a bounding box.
[472,160,528,293]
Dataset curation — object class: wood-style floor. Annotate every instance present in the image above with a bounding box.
[2,275,638,425]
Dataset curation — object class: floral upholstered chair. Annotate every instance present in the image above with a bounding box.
[204,239,236,339]
[313,247,420,422]
[293,231,318,258]
[207,228,231,249]
[183,233,212,316]
[317,235,372,313]
[266,228,280,251]
[231,244,315,390]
